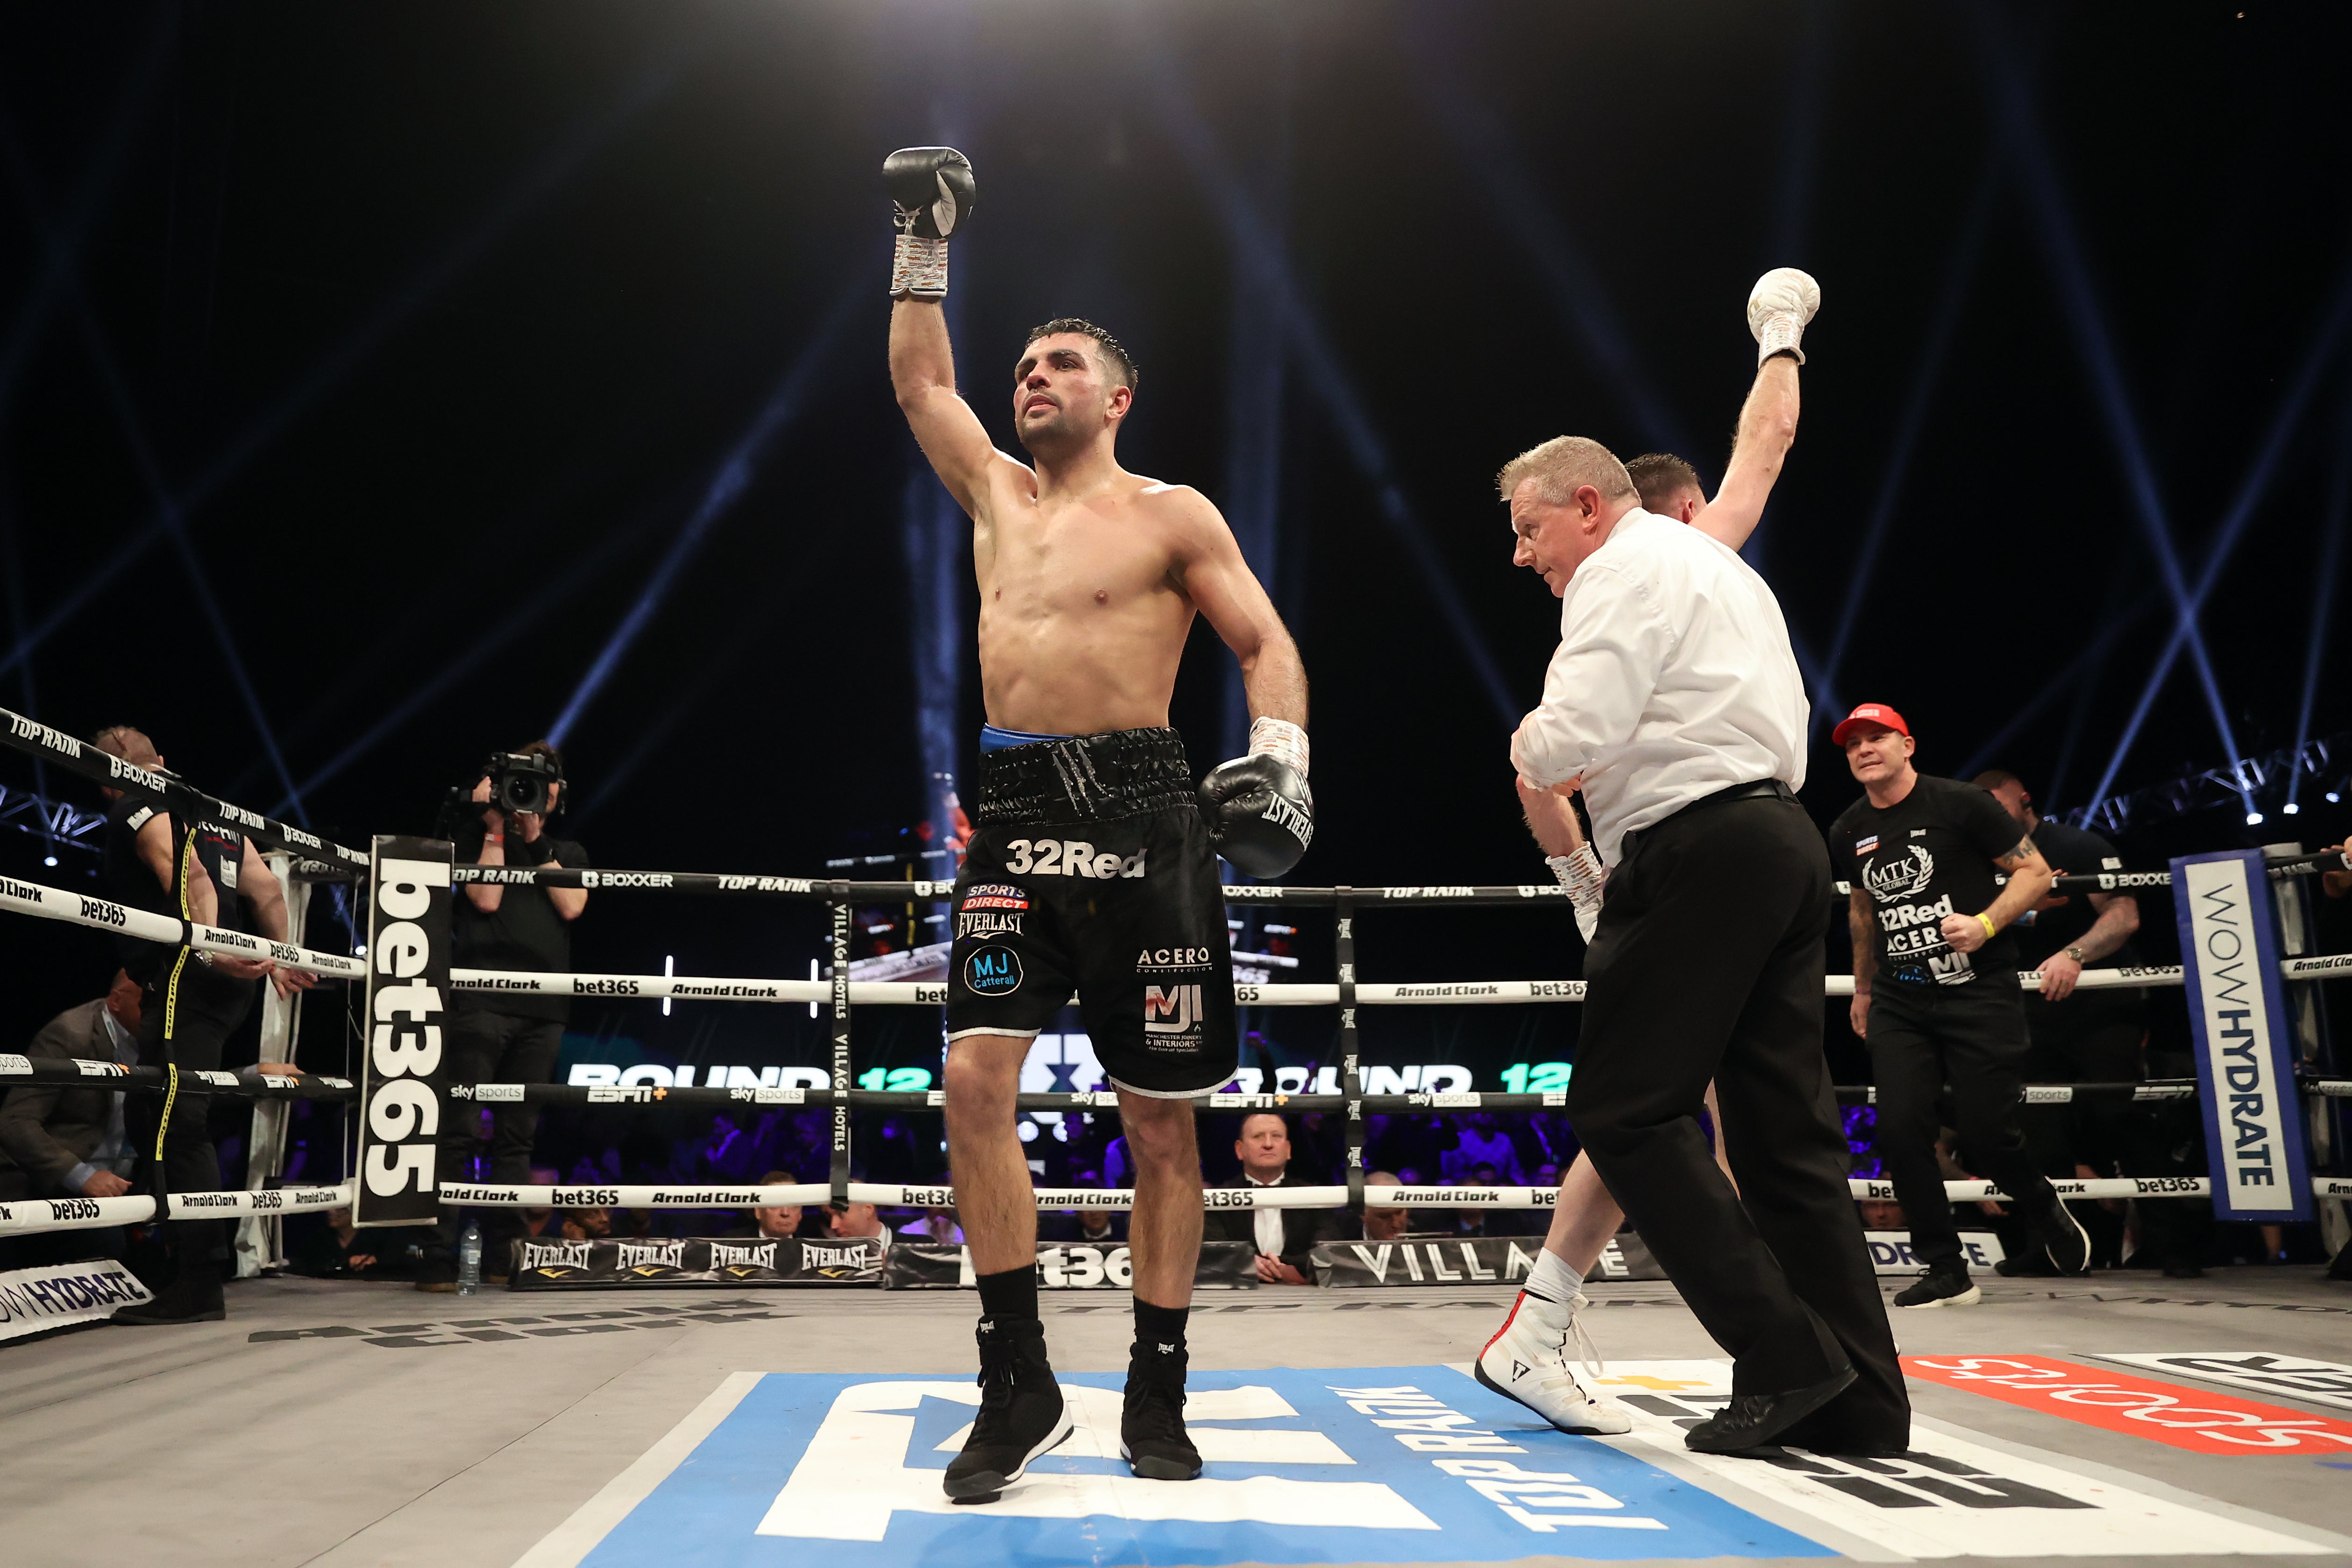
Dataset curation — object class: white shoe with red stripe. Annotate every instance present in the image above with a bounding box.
[1474,1290,1631,1434]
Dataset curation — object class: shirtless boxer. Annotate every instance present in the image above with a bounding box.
[885,147,1312,1501]
[1474,274,1814,1434]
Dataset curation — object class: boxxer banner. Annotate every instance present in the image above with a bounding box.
[355,836,454,1228]
[2170,850,2311,1222]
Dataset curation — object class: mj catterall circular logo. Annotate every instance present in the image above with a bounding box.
[964,945,1023,996]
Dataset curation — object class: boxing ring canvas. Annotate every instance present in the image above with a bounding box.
[525,1365,1831,1566]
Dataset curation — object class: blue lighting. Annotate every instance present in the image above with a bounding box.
[548,289,855,747]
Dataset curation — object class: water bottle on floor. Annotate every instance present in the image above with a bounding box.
[458,1220,483,1296]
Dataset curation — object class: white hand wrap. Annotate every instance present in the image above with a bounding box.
[890,232,949,300]
[1249,716,1309,777]
[1548,844,1606,944]
[1747,266,1821,367]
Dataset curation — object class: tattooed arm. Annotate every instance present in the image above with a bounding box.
[1941,837,2054,955]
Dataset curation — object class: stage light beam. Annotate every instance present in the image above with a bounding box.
[548,287,856,747]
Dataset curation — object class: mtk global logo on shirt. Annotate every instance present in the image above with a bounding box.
[1863,844,1934,902]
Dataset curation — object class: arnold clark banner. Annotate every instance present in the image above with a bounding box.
[355,836,454,1229]
[2171,849,2310,1222]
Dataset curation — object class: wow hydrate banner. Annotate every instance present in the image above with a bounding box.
[2171,850,2309,1222]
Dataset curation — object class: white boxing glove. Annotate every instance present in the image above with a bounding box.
[1747,267,1821,366]
[1548,845,1606,945]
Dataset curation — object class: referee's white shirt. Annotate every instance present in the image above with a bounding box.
[1510,507,1809,868]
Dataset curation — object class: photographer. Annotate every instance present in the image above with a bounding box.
[419,741,590,1292]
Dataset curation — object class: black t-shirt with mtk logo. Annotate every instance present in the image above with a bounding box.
[451,837,589,1022]
[1829,774,2031,991]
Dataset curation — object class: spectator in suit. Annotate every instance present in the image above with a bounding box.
[1203,1114,1333,1284]
[830,1200,895,1247]
[0,971,145,1206]
[1361,1171,1413,1242]
[730,1171,805,1240]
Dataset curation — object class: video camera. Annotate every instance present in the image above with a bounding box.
[434,751,565,841]
[483,751,563,817]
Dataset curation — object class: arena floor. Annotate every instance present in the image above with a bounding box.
[5,1270,2351,1568]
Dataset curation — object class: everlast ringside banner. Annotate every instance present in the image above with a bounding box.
[2172,849,2311,1222]
[884,1239,1259,1290]
[355,836,455,1228]
[509,1235,885,1288]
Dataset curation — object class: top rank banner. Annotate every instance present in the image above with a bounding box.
[355,836,455,1228]
[2171,850,2310,1221]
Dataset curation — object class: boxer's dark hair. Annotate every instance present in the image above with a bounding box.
[1971,768,2025,795]
[1626,452,1703,511]
[1023,317,1138,392]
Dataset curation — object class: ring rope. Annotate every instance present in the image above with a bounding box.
[0,702,366,873]
[427,1174,2352,1213]
[0,1181,354,1236]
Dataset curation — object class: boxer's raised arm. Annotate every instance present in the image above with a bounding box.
[1692,355,1799,553]
[890,299,998,517]
[1171,490,1307,727]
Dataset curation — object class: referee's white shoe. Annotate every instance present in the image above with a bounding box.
[1475,1290,1632,1434]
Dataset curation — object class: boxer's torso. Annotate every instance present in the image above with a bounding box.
[970,466,1199,736]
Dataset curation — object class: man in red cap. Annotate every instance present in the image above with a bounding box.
[1826,704,2090,1306]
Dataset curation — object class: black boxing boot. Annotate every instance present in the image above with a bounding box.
[943,1316,1071,1503]
[1122,1301,1202,1481]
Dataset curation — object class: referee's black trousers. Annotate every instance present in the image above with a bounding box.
[1569,792,1909,1448]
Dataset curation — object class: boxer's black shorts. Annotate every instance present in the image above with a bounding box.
[944,727,1238,1098]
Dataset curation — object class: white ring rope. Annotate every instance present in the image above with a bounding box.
[0,873,363,979]
[0,1181,353,1236]
[443,957,2352,1007]
[433,1174,2352,1213]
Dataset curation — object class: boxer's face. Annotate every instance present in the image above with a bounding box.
[1013,334,1129,455]
[1986,778,2033,827]
[1842,725,1914,786]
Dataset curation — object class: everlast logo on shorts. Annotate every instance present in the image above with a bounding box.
[1002,839,1146,879]
[958,910,1023,939]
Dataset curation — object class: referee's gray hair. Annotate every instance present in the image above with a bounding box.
[1496,436,1637,507]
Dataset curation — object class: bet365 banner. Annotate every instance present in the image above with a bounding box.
[2171,849,2310,1221]
[355,836,454,1228]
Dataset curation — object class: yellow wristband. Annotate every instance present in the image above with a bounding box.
[1976,912,1997,940]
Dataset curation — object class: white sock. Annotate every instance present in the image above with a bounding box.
[1521,1249,1584,1326]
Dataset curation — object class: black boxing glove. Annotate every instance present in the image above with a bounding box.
[883,146,975,300]
[1199,717,1315,879]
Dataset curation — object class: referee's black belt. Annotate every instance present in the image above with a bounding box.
[1622,777,1795,854]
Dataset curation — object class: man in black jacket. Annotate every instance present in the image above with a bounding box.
[421,741,590,1291]
[1202,1114,1331,1284]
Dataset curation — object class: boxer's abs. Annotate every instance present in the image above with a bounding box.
[975,523,1194,733]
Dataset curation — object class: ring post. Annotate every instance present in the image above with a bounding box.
[1336,888,1364,1216]
[828,888,853,1211]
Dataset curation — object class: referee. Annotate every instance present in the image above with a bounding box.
[1827,706,2091,1307]
[1497,264,1909,1460]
